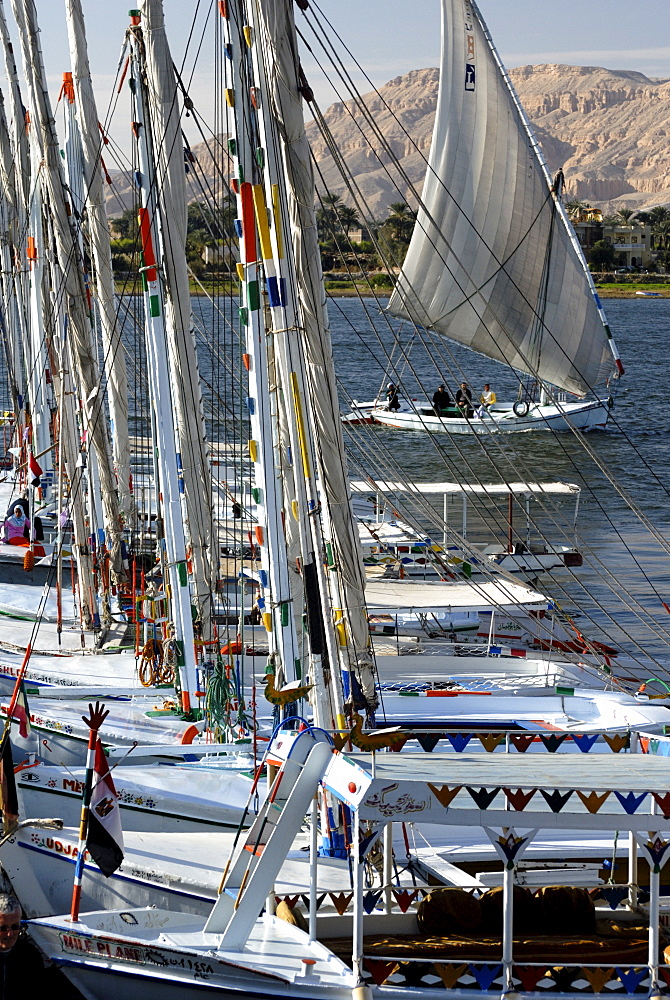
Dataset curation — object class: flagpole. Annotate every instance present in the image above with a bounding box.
[69,701,108,923]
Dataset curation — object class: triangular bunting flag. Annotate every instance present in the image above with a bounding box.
[539,733,568,753]
[477,733,504,753]
[510,733,535,753]
[602,733,629,753]
[503,787,537,811]
[363,959,399,987]
[329,891,353,915]
[615,966,648,992]
[363,890,382,914]
[466,786,501,809]
[572,733,599,753]
[582,967,613,993]
[599,886,629,910]
[514,966,548,991]
[652,792,670,818]
[539,788,573,812]
[433,963,468,989]
[428,783,461,808]
[392,889,419,912]
[468,963,502,990]
[445,732,471,752]
[416,733,442,753]
[613,790,647,814]
[576,789,610,813]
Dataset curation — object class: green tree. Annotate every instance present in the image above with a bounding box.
[385,202,416,243]
[588,240,616,270]
[615,209,635,224]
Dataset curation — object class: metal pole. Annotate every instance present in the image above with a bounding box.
[383,822,393,913]
[352,810,364,984]
[502,863,515,993]
[309,794,318,941]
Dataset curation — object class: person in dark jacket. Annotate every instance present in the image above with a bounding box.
[0,892,80,999]
[455,381,473,417]
[385,383,401,411]
[432,384,452,415]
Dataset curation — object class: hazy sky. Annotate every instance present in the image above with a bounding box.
[14,0,670,157]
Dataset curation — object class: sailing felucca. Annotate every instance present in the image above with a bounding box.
[369,0,625,435]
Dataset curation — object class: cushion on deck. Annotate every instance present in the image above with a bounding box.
[534,885,595,934]
[327,932,649,964]
[417,887,482,936]
[479,885,537,935]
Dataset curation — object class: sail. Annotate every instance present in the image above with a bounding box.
[65,0,134,525]
[387,0,617,397]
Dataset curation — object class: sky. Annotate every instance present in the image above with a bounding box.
[12,0,670,158]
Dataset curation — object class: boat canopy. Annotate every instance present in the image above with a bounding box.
[351,480,580,496]
[387,0,618,397]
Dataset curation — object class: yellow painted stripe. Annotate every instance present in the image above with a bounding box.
[248,439,258,462]
[225,88,235,108]
[243,24,253,46]
[236,262,244,281]
[272,184,284,259]
[291,499,299,521]
[290,372,311,480]
[252,185,273,261]
[262,612,272,633]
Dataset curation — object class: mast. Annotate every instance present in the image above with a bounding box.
[126,7,201,713]
[12,0,126,605]
[139,0,214,642]
[64,0,135,526]
[251,0,377,714]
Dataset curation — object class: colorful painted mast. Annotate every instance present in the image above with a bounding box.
[125,7,201,712]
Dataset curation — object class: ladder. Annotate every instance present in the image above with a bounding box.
[204,736,333,948]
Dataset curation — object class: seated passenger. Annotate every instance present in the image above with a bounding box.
[4,505,30,546]
[432,384,452,415]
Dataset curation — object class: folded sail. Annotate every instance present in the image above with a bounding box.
[388,0,617,397]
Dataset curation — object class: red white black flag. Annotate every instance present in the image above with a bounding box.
[28,453,42,487]
[86,738,124,876]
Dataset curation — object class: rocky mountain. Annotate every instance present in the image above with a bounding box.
[106,64,670,221]
[304,64,670,219]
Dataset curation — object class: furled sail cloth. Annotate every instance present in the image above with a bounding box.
[388,0,618,397]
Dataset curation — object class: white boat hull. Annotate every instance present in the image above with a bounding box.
[371,399,610,433]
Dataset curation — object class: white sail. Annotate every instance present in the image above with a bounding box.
[64,0,134,525]
[388,0,619,397]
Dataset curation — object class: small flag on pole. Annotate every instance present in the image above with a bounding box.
[12,682,31,739]
[28,453,42,487]
[86,738,124,877]
[0,731,18,834]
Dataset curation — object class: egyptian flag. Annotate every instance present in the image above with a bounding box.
[86,738,124,876]
[28,453,42,487]
[12,682,31,739]
[0,732,18,834]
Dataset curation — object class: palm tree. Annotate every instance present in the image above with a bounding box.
[615,209,635,224]
[634,211,651,226]
[385,202,416,243]
[337,205,361,236]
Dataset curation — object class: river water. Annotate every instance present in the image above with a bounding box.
[327,296,670,672]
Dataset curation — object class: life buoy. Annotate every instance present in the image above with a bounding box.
[513,400,530,417]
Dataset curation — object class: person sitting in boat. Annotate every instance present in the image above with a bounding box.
[5,496,43,541]
[455,382,473,417]
[432,384,452,415]
[480,383,496,409]
[385,383,401,411]
[3,505,30,546]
